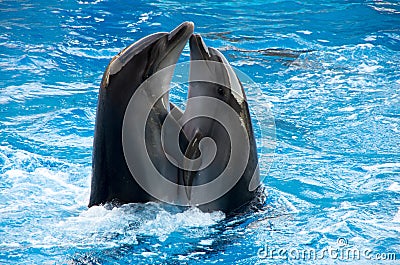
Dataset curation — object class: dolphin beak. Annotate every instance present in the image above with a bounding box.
[189,34,211,61]
[168,21,194,42]
[156,22,194,72]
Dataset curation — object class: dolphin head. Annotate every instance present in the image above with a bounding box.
[101,21,194,93]
[184,34,249,137]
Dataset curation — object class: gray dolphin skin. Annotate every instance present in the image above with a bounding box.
[89,22,194,207]
[89,23,261,214]
[181,34,260,213]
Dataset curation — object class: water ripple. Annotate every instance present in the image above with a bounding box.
[1,0,400,264]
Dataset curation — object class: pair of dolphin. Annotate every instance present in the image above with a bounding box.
[89,22,260,214]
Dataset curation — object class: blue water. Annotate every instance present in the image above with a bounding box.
[1,0,400,264]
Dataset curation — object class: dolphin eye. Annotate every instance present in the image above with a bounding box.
[217,87,225,96]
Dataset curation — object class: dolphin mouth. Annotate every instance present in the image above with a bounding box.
[152,21,194,74]
[168,21,194,43]
[165,21,194,57]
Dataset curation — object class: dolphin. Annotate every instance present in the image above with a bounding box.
[89,22,194,207]
[179,34,261,213]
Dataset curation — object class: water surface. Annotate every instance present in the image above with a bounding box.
[0,0,399,264]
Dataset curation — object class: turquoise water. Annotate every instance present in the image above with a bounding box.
[1,0,400,264]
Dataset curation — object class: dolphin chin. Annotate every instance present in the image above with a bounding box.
[89,22,194,207]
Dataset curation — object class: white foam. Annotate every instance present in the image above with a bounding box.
[1,82,96,104]
[77,0,103,4]
[58,46,120,60]
[338,106,355,112]
[364,35,376,41]
[388,182,400,192]
[140,206,224,241]
[199,239,213,246]
[358,63,382,73]
[362,163,400,172]
[393,208,400,223]
[297,30,312,35]
[340,201,352,209]
[142,252,157,257]
[94,17,104,23]
[346,113,358,120]
[283,89,300,99]
[0,242,21,248]
[357,43,375,49]
[54,203,225,247]
[231,60,256,67]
